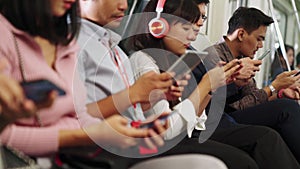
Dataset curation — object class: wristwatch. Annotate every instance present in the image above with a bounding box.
[269,84,276,96]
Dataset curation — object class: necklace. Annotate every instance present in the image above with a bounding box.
[12,33,43,127]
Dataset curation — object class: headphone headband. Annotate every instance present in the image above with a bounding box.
[149,0,169,38]
[156,0,166,13]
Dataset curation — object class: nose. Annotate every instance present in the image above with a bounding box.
[258,41,263,48]
[188,29,197,42]
[118,0,128,11]
[196,19,203,28]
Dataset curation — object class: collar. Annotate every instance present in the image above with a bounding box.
[218,36,243,59]
[81,19,121,48]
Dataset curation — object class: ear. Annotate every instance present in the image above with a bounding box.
[237,28,245,42]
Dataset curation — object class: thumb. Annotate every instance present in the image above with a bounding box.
[280,70,298,77]
[289,70,299,76]
[252,59,262,66]
[217,61,226,67]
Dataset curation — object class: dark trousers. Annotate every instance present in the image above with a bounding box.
[159,138,258,169]
[56,122,299,169]
[229,98,300,163]
[55,138,259,169]
[208,122,300,169]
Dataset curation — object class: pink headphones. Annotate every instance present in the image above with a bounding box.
[148,0,169,38]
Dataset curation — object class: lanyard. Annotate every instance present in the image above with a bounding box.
[111,49,130,91]
[12,32,43,127]
[109,48,144,121]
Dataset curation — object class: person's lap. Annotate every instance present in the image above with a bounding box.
[229,98,300,162]
[54,136,258,169]
[207,118,300,169]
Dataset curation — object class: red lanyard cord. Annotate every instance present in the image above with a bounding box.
[111,48,137,108]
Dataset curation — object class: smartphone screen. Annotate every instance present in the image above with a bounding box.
[21,79,66,103]
[167,50,208,81]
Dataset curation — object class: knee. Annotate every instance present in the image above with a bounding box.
[255,126,282,143]
[227,153,258,169]
[273,99,300,113]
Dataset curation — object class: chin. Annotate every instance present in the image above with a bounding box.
[106,21,121,29]
[176,50,185,56]
[53,10,66,17]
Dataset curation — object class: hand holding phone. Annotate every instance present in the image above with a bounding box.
[131,112,174,128]
[294,71,300,77]
[21,79,66,103]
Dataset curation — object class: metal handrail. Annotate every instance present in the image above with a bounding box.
[290,0,300,34]
[268,0,291,71]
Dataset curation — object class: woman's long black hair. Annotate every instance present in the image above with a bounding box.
[125,0,200,52]
[0,0,80,45]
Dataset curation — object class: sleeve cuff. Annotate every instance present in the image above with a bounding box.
[173,99,207,138]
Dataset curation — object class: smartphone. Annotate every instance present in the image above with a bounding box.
[20,79,66,103]
[256,49,270,60]
[131,112,176,129]
[294,71,300,77]
[167,50,208,81]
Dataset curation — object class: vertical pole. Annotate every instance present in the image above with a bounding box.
[121,0,138,38]
[268,0,291,71]
[290,0,300,34]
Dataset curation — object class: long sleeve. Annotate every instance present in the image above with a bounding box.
[211,41,269,111]
[130,51,207,140]
[228,79,268,110]
[149,99,206,140]
[0,117,80,156]
[0,15,101,156]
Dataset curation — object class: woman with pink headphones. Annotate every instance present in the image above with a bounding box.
[124,0,300,169]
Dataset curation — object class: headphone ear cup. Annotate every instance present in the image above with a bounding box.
[148,17,169,38]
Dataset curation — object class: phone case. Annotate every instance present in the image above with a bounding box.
[21,79,66,103]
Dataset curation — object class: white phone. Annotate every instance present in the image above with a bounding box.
[167,50,208,81]
[256,49,270,60]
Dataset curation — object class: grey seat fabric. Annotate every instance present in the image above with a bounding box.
[129,154,228,169]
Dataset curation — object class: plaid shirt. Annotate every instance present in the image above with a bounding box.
[213,38,268,111]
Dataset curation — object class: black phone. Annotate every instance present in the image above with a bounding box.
[294,71,300,77]
[167,50,208,81]
[20,79,66,103]
[139,116,168,129]
[138,112,177,128]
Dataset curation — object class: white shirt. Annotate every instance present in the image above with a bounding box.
[130,50,207,139]
[77,19,144,120]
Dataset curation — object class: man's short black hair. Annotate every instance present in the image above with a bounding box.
[227,7,274,35]
[192,0,210,5]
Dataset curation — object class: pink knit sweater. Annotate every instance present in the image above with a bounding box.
[0,14,99,156]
